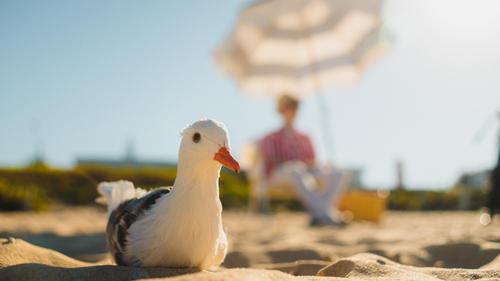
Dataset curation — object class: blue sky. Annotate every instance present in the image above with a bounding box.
[1,0,499,188]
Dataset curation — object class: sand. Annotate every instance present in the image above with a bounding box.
[1,207,500,280]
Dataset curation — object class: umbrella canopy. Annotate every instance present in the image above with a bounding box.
[215,0,389,97]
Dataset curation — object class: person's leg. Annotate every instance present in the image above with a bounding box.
[269,162,327,220]
[309,165,347,212]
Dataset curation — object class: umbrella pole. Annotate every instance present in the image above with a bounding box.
[298,15,336,163]
[317,91,335,162]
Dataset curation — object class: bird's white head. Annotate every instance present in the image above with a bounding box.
[178,119,240,175]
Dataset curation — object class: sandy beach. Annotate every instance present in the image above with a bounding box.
[1,207,500,280]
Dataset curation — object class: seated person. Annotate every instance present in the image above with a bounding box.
[259,94,345,226]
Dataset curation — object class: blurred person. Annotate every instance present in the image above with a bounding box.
[258,94,346,226]
[488,152,500,214]
[485,123,500,224]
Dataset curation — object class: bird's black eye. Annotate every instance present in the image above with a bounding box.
[192,132,201,143]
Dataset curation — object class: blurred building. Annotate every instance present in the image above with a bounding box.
[395,160,405,190]
[346,168,364,188]
[75,141,175,168]
[455,169,490,210]
[456,170,490,189]
[75,157,175,169]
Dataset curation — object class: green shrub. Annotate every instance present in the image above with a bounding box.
[219,168,249,208]
[0,165,250,211]
[1,165,488,212]
[388,187,487,211]
[0,180,48,211]
[0,167,97,206]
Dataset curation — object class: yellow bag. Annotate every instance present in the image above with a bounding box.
[338,190,388,223]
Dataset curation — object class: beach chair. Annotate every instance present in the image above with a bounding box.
[240,142,388,222]
[239,142,349,213]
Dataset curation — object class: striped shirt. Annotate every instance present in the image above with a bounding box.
[259,127,315,177]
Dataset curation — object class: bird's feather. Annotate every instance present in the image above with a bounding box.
[97,181,148,214]
[106,187,172,265]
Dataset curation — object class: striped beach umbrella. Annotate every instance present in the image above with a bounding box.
[215,0,391,158]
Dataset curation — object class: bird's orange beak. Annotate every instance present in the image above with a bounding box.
[214,147,240,173]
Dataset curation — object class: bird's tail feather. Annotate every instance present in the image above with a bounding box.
[96,180,147,215]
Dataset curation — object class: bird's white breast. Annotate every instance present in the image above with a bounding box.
[125,186,227,269]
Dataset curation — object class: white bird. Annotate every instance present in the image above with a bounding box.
[97,119,240,269]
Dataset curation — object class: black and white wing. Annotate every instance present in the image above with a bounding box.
[106,187,171,266]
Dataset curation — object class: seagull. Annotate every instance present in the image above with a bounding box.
[97,119,240,269]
